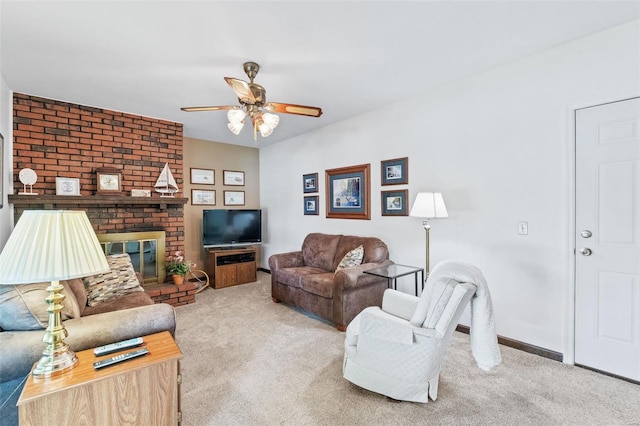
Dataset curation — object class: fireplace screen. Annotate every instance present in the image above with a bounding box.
[97,231,166,285]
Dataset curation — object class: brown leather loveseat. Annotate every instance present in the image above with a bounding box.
[268,233,393,331]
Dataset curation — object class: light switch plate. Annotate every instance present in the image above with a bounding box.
[518,221,528,235]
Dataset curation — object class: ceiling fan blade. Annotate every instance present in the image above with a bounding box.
[265,102,323,117]
[224,77,256,104]
[180,105,236,112]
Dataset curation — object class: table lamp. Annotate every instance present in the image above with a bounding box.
[409,192,448,277]
[0,210,109,377]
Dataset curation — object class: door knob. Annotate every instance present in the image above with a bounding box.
[579,248,592,256]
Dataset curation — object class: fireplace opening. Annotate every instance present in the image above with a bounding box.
[97,231,166,286]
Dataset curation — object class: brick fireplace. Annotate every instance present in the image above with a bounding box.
[11,93,195,306]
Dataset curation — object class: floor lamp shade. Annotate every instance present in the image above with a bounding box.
[409,192,448,276]
[409,192,448,219]
[0,210,109,377]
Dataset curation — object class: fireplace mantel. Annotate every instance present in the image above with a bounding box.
[8,194,189,210]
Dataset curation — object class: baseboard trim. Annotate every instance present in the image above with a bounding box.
[575,364,640,385]
[258,267,271,274]
[455,324,563,362]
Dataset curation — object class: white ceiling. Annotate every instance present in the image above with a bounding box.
[1,1,638,147]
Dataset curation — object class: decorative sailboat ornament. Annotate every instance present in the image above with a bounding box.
[154,163,179,197]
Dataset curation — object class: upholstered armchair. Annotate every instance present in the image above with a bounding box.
[343,260,501,403]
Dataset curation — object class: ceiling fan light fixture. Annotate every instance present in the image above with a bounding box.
[182,61,322,142]
[227,109,246,123]
[262,112,279,128]
[227,120,245,135]
[258,123,274,137]
[258,112,279,138]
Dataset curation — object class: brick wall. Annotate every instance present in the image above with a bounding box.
[12,93,193,304]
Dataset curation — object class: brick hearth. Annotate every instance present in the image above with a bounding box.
[145,282,196,307]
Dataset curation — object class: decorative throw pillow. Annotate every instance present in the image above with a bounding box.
[0,281,81,331]
[83,253,143,307]
[335,245,364,273]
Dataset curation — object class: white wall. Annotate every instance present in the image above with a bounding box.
[260,21,640,355]
[0,0,14,250]
[0,74,11,251]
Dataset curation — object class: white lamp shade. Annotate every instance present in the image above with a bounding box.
[0,210,109,284]
[409,192,448,218]
[227,109,246,123]
[258,112,279,137]
[227,120,245,135]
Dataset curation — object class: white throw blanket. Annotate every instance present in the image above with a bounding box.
[428,260,502,371]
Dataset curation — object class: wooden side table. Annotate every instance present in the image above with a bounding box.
[17,331,183,426]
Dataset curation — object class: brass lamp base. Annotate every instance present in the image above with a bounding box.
[32,280,79,378]
[32,346,78,378]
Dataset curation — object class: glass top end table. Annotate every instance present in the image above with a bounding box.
[363,264,425,296]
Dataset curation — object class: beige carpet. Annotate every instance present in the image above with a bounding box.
[174,272,640,425]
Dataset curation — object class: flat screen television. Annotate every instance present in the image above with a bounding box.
[203,209,262,248]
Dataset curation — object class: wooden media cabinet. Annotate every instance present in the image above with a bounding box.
[205,246,258,288]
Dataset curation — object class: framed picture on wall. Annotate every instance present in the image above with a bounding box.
[223,170,245,186]
[325,163,371,220]
[191,168,215,185]
[381,189,408,216]
[381,157,408,185]
[224,190,245,206]
[304,195,319,215]
[192,189,216,205]
[303,173,318,193]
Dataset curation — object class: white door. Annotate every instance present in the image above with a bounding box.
[575,97,640,381]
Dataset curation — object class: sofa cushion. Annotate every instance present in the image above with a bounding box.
[0,281,81,331]
[276,266,328,288]
[65,278,88,314]
[83,253,144,307]
[82,291,154,316]
[302,233,342,271]
[335,245,364,272]
[333,235,389,270]
[299,273,335,298]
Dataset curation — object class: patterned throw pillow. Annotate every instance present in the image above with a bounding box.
[335,245,364,273]
[83,253,143,307]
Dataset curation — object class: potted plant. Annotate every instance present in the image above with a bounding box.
[167,251,190,285]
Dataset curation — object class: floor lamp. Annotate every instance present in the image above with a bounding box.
[409,192,448,278]
[0,210,109,377]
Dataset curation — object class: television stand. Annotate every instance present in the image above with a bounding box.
[205,246,257,289]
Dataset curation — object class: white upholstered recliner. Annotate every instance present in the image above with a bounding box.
[343,260,501,403]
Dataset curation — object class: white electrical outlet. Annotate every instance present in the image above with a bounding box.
[518,221,528,235]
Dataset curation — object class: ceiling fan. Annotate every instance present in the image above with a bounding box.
[181,61,323,141]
